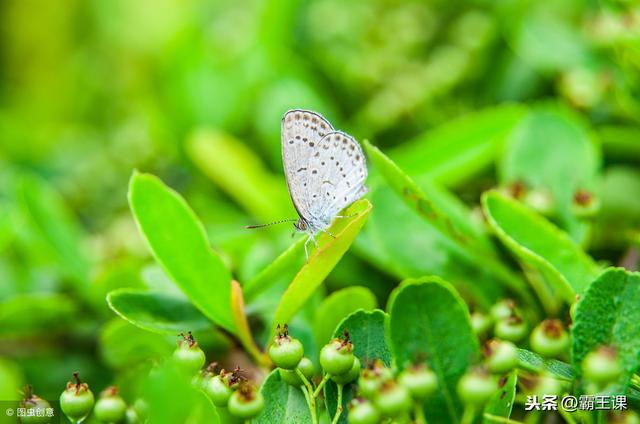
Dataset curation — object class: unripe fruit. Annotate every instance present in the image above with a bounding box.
[530,319,569,358]
[207,375,233,407]
[348,399,381,424]
[280,357,315,386]
[583,346,622,385]
[398,364,437,399]
[227,385,264,419]
[19,386,51,424]
[358,361,392,399]
[494,315,528,342]
[470,311,493,337]
[524,188,555,216]
[490,299,517,321]
[374,381,412,417]
[268,324,304,370]
[320,333,355,376]
[331,357,361,385]
[457,368,496,407]
[528,374,562,398]
[60,372,95,422]
[173,331,206,375]
[94,386,127,424]
[484,339,518,374]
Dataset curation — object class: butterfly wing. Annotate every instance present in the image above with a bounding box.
[304,131,367,228]
[281,110,334,220]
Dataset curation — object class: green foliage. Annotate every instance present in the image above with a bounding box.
[388,277,479,423]
[3,0,640,422]
[128,171,235,331]
[572,268,640,394]
[255,371,311,423]
[107,288,212,334]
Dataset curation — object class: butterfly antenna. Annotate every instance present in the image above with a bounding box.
[245,218,298,229]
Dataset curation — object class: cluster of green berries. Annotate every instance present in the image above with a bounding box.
[349,360,438,424]
[471,299,570,359]
[19,373,142,424]
[175,331,264,420]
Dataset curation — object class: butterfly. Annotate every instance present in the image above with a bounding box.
[247,109,368,259]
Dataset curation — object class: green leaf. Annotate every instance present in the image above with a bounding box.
[499,104,600,241]
[16,173,90,288]
[572,268,640,394]
[270,199,372,335]
[312,286,377,348]
[482,190,600,313]
[106,289,212,334]
[128,171,235,331]
[99,319,173,369]
[363,142,533,308]
[325,310,392,424]
[483,371,517,422]
[0,293,77,337]
[187,129,293,222]
[387,277,479,424]
[390,104,528,187]
[516,349,573,381]
[254,370,311,424]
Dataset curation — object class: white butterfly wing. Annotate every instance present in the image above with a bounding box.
[305,131,367,228]
[281,110,334,219]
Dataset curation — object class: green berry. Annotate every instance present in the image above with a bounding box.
[331,357,361,385]
[280,357,315,386]
[529,374,562,397]
[494,315,528,342]
[227,385,264,419]
[19,387,51,424]
[60,372,95,422]
[348,399,381,424]
[374,381,412,417]
[457,368,497,407]
[358,361,392,399]
[172,331,206,375]
[470,311,493,337]
[490,299,517,321]
[398,364,437,399]
[571,189,599,218]
[484,339,518,374]
[524,188,555,216]
[583,346,622,385]
[530,319,569,358]
[206,375,233,407]
[268,325,304,370]
[320,335,355,376]
[94,386,127,424]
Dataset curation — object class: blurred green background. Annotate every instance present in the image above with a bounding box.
[1,0,639,414]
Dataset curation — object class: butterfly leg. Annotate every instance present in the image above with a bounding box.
[320,229,337,239]
[304,236,311,261]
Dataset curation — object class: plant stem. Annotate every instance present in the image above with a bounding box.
[461,406,476,424]
[313,374,331,398]
[414,403,427,424]
[296,369,318,424]
[331,384,343,424]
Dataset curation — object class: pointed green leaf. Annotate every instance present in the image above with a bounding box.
[363,142,533,307]
[388,277,479,424]
[572,268,640,394]
[128,171,234,331]
[482,190,600,313]
[516,349,573,381]
[391,104,528,187]
[107,289,212,334]
[270,199,372,335]
[254,370,311,423]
